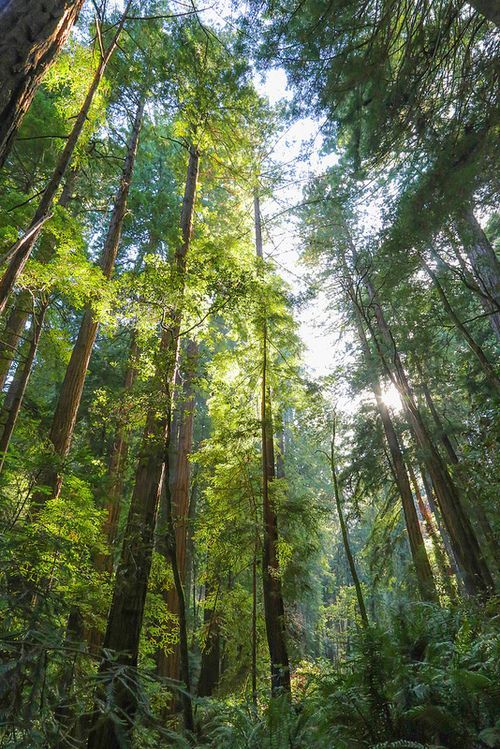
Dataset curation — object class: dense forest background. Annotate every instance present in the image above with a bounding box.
[0,1,498,747]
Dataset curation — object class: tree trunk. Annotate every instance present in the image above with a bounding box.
[100,335,139,573]
[457,207,500,339]
[0,0,86,169]
[197,580,221,698]
[329,417,369,627]
[0,169,76,385]
[363,275,494,596]
[346,274,438,602]
[422,259,499,392]
[156,339,198,685]
[30,95,144,507]
[255,193,291,695]
[0,298,47,472]
[88,145,199,749]
[0,4,130,315]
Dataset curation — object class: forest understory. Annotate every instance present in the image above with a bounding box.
[0,1,499,747]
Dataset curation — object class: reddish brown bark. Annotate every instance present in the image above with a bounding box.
[0,0,86,169]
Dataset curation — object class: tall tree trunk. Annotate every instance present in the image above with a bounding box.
[346,274,438,602]
[30,95,144,507]
[197,579,221,698]
[87,145,199,749]
[362,275,494,596]
[0,0,86,169]
[255,192,291,695]
[422,259,499,392]
[456,207,500,339]
[0,298,47,472]
[0,4,130,315]
[0,169,76,387]
[329,416,369,627]
[99,335,139,574]
[156,340,197,686]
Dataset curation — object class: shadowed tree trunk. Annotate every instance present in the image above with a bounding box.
[255,192,291,695]
[456,207,500,339]
[0,4,130,315]
[0,169,77,388]
[197,579,221,697]
[87,145,199,749]
[0,0,86,168]
[101,336,139,571]
[30,96,144,508]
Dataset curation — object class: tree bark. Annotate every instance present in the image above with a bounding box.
[0,4,130,315]
[101,336,139,571]
[0,0,86,169]
[88,145,199,749]
[255,192,291,695]
[457,207,500,339]
[31,95,144,507]
[197,579,221,698]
